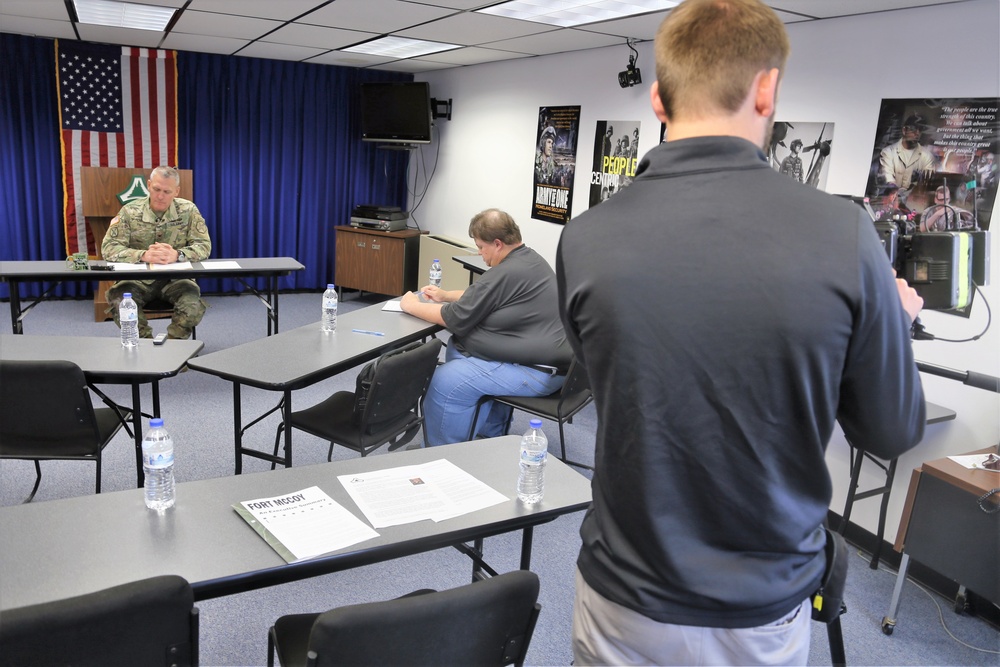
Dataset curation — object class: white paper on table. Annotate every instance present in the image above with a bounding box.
[338,459,507,529]
[110,262,146,271]
[947,454,1000,471]
[381,299,403,312]
[234,486,379,562]
[201,260,242,270]
[414,459,509,521]
[147,261,193,271]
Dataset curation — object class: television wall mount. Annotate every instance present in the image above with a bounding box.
[431,98,452,121]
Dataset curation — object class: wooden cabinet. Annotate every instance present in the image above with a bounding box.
[334,226,422,297]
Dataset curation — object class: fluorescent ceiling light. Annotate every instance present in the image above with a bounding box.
[343,36,460,59]
[73,0,175,31]
[479,0,679,28]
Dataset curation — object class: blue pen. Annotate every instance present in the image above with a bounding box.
[352,329,385,336]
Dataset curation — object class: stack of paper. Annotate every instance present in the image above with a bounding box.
[234,486,378,563]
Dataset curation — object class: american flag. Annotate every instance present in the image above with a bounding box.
[57,40,177,255]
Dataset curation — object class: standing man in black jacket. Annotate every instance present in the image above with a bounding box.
[557,1,926,664]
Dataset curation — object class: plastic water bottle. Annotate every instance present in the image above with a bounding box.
[429,259,442,288]
[142,418,175,511]
[321,284,338,332]
[120,292,139,349]
[517,419,548,505]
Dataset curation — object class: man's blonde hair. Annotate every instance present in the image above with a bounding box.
[655,0,789,121]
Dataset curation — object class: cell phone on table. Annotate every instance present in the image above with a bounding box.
[153,333,167,345]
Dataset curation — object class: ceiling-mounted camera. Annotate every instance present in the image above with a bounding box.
[618,39,642,88]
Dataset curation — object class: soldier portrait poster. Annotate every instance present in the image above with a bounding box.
[865,97,999,231]
[589,120,641,207]
[532,106,580,224]
[766,121,835,191]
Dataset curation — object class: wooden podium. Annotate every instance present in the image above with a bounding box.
[80,167,193,321]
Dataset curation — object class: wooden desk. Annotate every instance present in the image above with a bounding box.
[0,334,203,487]
[0,436,592,611]
[0,257,304,336]
[187,302,441,472]
[881,448,1000,634]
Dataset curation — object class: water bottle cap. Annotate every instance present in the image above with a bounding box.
[149,418,164,428]
[433,258,439,262]
[529,419,543,428]
[327,284,335,289]
[123,293,132,298]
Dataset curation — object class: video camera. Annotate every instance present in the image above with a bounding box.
[846,193,990,312]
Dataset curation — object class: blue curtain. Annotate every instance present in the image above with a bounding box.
[0,33,410,299]
[177,52,410,294]
[0,34,78,299]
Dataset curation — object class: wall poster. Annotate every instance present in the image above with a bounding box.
[865,97,999,231]
[532,106,580,224]
[766,121,835,191]
[589,120,641,207]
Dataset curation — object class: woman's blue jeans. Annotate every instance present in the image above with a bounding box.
[423,343,565,446]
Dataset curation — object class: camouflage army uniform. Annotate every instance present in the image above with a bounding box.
[102,196,212,339]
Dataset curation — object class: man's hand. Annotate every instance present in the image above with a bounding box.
[141,242,177,265]
[420,285,448,302]
[894,271,923,323]
[418,285,465,303]
[399,291,447,327]
[400,290,420,313]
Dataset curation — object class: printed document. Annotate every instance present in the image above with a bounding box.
[234,486,379,563]
[338,459,507,528]
[382,299,404,312]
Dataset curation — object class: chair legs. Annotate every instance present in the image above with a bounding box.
[470,397,593,471]
[20,455,102,503]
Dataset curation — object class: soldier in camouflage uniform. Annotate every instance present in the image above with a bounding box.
[101,166,212,339]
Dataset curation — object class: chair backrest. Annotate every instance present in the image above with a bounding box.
[361,338,443,435]
[0,574,199,667]
[558,357,593,416]
[307,570,540,667]
[0,359,104,458]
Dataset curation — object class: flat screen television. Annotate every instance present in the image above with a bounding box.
[360,81,432,145]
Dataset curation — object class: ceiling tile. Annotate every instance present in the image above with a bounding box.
[171,10,281,40]
[184,0,321,22]
[490,26,624,55]
[262,23,379,50]
[417,45,533,65]
[305,50,397,68]
[0,1,70,20]
[368,58,460,73]
[301,0,457,33]
[763,0,961,19]
[75,24,164,48]
[0,15,77,39]
[578,10,670,41]
[161,32,252,55]
[403,0,497,8]
[235,40,329,62]
[396,12,552,45]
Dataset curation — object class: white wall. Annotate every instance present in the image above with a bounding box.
[413,0,1000,543]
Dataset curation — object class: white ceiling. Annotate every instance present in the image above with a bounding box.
[0,0,978,73]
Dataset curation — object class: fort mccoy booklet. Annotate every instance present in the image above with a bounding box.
[234,486,379,563]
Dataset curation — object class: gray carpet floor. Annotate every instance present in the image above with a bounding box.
[1,291,997,666]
